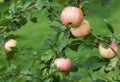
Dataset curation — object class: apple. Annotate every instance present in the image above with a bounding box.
[70,20,91,37]
[54,57,71,71]
[99,41,118,59]
[4,39,17,51]
[60,6,83,27]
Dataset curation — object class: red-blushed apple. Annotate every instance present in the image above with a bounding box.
[70,20,91,37]
[99,41,118,59]
[4,39,17,51]
[60,6,83,27]
[54,57,71,71]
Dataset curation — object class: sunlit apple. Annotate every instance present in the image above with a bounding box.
[60,6,83,27]
[70,20,91,37]
[54,57,71,71]
[4,39,17,51]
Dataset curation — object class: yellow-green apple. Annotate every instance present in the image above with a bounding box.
[60,6,83,27]
[99,41,118,59]
[70,20,91,37]
[4,39,17,51]
[54,57,71,71]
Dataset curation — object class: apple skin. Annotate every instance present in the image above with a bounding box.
[99,41,118,59]
[70,20,91,37]
[60,6,83,27]
[4,39,17,51]
[54,57,71,71]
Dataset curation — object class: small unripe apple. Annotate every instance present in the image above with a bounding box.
[70,20,91,37]
[60,6,83,27]
[99,41,118,59]
[4,39,17,51]
[54,57,71,71]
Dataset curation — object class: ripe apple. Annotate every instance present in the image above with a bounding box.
[99,41,118,59]
[4,39,17,51]
[60,6,83,27]
[70,20,91,37]
[54,57,71,71]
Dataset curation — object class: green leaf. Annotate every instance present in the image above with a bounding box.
[9,21,21,31]
[83,56,104,70]
[6,64,16,73]
[113,75,120,81]
[105,57,119,72]
[18,17,27,25]
[23,0,32,10]
[43,34,59,49]
[49,26,61,33]
[104,19,114,34]
[82,1,91,9]
[70,62,79,72]
[41,54,52,64]
[83,33,96,44]
[6,47,18,60]
[13,77,26,82]
[78,44,94,54]
[58,37,69,52]
[0,35,3,44]
[35,0,47,10]
[21,69,32,75]
[9,3,16,14]
[0,66,6,72]
[0,18,11,26]
[72,74,82,80]
[46,1,62,7]
[69,39,82,52]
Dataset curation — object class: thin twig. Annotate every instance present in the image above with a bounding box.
[46,7,60,19]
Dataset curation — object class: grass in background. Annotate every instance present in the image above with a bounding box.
[10,11,54,49]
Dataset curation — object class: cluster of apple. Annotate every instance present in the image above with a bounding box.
[60,6,91,37]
